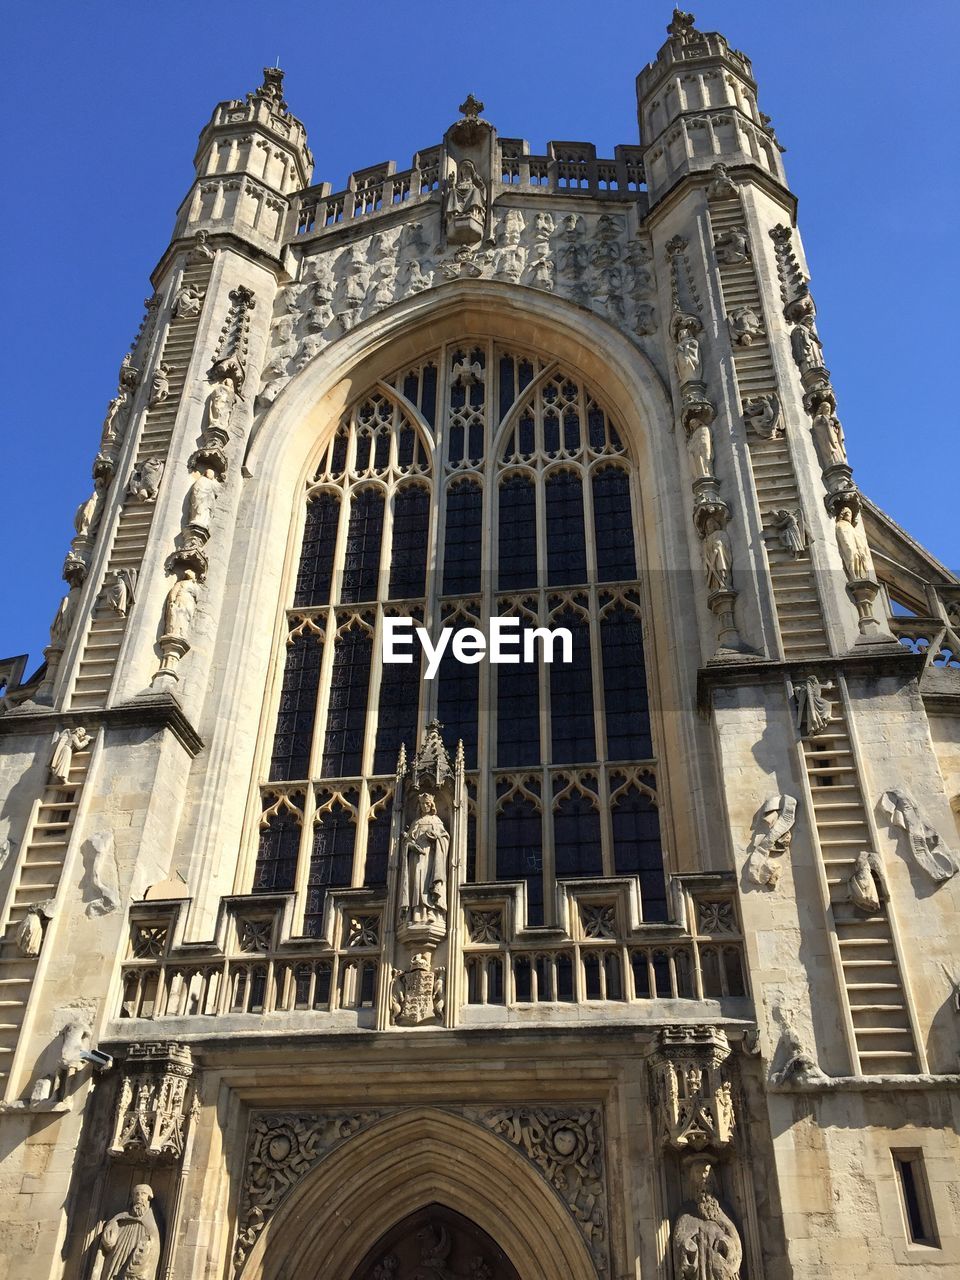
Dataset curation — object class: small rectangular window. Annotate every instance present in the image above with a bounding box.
[892,1150,939,1247]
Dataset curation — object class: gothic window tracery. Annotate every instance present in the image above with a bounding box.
[252,343,667,927]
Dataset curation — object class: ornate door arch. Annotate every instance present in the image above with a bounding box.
[349,1204,521,1279]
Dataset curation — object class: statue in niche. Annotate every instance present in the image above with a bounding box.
[790,314,824,373]
[187,469,221,532]
[702,517,732,594]
[673,317,702,385]
[834,505,870,581]
[672,1157,743,1280]
[810,401,846,469]
[685,414,714,479]
[742,393,782,439]
[99,1184,162,1280]
[848,850,885,913]
[208,378,237,429]
[127,458,165,503]
[445,158,486,245]
[50,726,92,784]
[794,674,831,736]
[148,363,170,408]
[399,792,449,925]
[162,571,201,640]
[73,476,108,540]
[102,568,138,618]
[769,508,806,558]
[173,284,204,318]
[714,226,750,265]
[707,162,738,200]
[728,305,763,346]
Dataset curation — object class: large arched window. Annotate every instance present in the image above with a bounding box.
[253,344,666,930]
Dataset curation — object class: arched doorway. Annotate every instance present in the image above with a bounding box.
[349,1204,521,1279]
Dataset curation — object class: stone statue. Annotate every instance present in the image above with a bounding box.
[728,305,763,346]
[208,377,236,429]
[534,210,555,242]
[674,319,702,384]
[148,363,170,408]
[811,403,846,469]
[73,476,108,540]
[103,568,138,618]
[50,726,92,784]
[187,469,221,532]
[101,391,128,444]
[99,1184,161,1280]
[848,850,885,913]
[774,1025,827,1085]
[17,905,45,957]
[127,458,165,503]
[702,518,732,594]
[686,415,714,479]
[527,241,555,291]
[746,794,797,889]
[742,393,782,439]
[401,259,432,294]
[190,228,215,261]
[162,571,201,640]
[173,283,204,318]
[707,162,738,200]
[879,789,960,882]
[372,260,398,308]
[399,792,450,924]
[501,207,524,245]
[770,509,806,558]
[50,587,80,648]
[714,226,750,265]
[445,159,486,244]
[635,304,657,336]
[834,505,870,580]
[790,315,824,372]
[672,1159,743,1280]
[794,674,831,736]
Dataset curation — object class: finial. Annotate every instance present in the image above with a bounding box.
[252,65,288,112]
[667,8,697,41]
[458,93,484,119]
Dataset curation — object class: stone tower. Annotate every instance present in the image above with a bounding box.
[1,12,958,1280]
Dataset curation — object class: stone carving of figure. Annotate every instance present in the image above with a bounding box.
[810,402,846,469]
[127,458,165,503]
[879,789,960,882]
[790,315,824,372]
[99,1184,161,1280]
[501,208,524,245]
[73,477,108,540]
[707,162,738,200]
[494,243,526,284]
[702,517,732,594]
[728,305,763,346]
[173,284,204,319]
[401,259,432,294]
[103,568,138,618]
[674,320,702,385]
[50,726,92,784]
[834,505,870,581]
[372,259,398,308]
[849,850,885,913]
[162,571,201,640]
[746,794,797,888]
[770,508,806,558]
[795,674,831,736]
[635,304,657,336]
[686,415,714,479]
[187,470,221,532]
[101,391,129,444]
[527,242,555,291]
[208,378,237,429]
[17,905,45,957]
[534,210,555,242]
[672,1161,743,1280]
[445,159,486,242]
[399,792,450,924]
[775,1025,827,1085]
[50,587,80,648]
[149,363,170,408]
[742,393,782,439]
[190,228,215,261]
[714,226,751,265]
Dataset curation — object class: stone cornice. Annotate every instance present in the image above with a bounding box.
[0,690,204,757]
[642,159,797,226]
[697,648,925,716]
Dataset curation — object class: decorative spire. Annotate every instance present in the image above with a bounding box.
[458,93,485,120]
[410,720,455,790]
[248,65,288,113]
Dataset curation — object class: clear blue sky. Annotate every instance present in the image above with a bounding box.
[1,0,956,671]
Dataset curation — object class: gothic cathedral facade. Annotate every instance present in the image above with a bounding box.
[1,10,958,1279]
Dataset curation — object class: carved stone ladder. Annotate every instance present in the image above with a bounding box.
[707,189,828,660]
[70,260,211,710]
[0,739,93,1091]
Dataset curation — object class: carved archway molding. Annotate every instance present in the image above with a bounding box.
[237,1107,601,1280]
